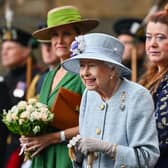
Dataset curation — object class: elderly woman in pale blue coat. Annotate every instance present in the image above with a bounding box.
[62,33,159,168]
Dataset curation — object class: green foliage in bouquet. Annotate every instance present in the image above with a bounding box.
[2,98,54,136]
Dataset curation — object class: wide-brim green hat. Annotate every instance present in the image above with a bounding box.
[32,6,99,41]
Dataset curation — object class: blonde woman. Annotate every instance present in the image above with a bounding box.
[20,6,99,168]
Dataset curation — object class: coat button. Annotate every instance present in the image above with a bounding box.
[120,165,126,168]
[100,103,105,110]
[96,128,101,135]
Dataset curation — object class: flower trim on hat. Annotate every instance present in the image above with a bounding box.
[70,35,85,57]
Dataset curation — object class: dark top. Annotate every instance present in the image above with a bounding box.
[154,74,168,168]
[5,65,39,106]
[0,78,11,168]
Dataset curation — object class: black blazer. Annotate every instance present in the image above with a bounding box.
[0,79,11,168]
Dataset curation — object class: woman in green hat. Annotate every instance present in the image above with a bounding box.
[19,5,99,168]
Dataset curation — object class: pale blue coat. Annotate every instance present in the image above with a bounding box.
[76,78,159,168]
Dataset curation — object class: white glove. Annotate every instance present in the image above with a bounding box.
[68,135,117,159]
[78,138,115,158]
[68,135,98,167]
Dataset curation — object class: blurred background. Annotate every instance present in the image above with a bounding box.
[0,0,163,74]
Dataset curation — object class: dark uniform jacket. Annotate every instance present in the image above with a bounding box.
[0,77,11,168]
[3,65,40,168]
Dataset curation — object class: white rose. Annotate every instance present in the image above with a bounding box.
[18,101,27,110]
[11,111,18,120]
[26,104,34,113]
[30,111,40,121]
[36,102,47,108]
[40,107,48,113]
[19,118,25,125]
[20,111,30,119]
[41,113,48,122]
[28,98,37,105]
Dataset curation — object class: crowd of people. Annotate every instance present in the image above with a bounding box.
[0,3,167,168]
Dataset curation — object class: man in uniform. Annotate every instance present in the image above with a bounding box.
[0,76,11,168]
[0,26,40,168]
[113,18,146,80]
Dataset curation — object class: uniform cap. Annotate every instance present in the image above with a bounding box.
[0,26,39,48]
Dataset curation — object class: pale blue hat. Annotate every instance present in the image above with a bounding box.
[62,33,131,76]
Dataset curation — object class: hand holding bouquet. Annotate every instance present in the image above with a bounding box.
[2,98,54,160]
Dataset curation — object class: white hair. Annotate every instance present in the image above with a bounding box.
[103,62,121,77]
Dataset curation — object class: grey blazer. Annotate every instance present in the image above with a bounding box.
[76,78,159,168]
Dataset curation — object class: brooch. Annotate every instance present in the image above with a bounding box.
[120,91,126,111]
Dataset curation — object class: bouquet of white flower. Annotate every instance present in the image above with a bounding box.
[2,98,54,160]
[2,98,54,136]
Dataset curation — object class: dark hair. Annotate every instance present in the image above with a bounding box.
[73,25,82,35]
